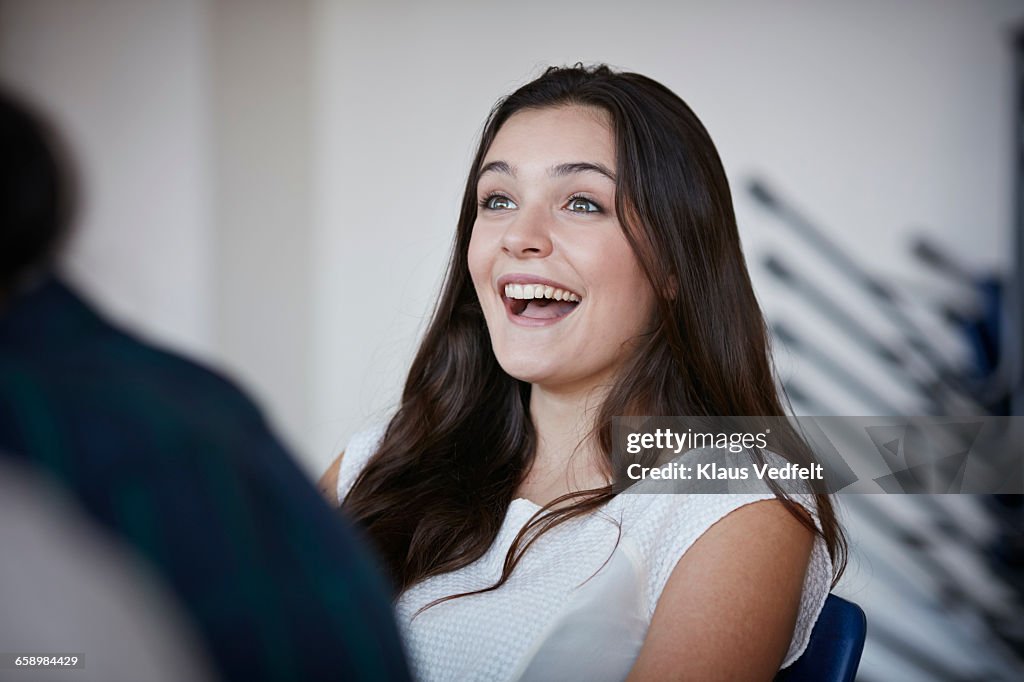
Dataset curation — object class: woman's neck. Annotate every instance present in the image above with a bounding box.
[520,382,612,504]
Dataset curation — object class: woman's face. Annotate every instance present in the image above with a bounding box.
[468,104,657,393]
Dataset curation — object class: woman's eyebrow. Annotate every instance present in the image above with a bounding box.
[478,160,616,183]
[552,162,617,182]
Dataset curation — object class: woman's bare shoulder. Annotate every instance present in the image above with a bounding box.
[317,451,345,505]
[628,498,816,681]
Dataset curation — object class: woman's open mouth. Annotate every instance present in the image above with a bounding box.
[500,281,581,327]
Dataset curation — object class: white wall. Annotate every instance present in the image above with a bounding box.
[0,0,215,359]
[0,0,316,465]
[310,0,1024,459]
[208,0,314,461]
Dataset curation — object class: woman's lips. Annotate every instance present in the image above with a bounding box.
[494,273,583,328]
[501,292,580,327]
[495,274,583,300]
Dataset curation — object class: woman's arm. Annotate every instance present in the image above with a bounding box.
[627,499,815,682]
[317,451,344,505]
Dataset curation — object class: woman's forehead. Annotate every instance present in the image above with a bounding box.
[482,105,615,174]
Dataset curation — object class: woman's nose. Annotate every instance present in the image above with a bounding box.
[500,205,553,258]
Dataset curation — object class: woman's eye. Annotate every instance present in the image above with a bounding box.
[482,195,517,210]
[566,196,601,213]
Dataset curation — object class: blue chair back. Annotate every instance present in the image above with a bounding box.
[775,594,867,682]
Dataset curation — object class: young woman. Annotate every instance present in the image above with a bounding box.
[321,64,846,681]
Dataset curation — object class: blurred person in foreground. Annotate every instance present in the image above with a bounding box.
[0,88,411,682]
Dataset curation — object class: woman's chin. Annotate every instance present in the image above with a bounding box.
[495,356,602,393]
[495,356,567,386]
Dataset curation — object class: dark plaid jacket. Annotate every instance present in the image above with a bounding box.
[0,277,410,681]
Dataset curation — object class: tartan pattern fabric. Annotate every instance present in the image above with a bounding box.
[0,277,410,681]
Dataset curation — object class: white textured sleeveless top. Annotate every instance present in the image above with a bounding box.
[338,424,832,681]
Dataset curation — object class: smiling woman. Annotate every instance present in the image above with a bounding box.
[469,104,656,393]
[322,64,846,681]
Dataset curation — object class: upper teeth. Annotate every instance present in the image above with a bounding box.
[504,283,580,302]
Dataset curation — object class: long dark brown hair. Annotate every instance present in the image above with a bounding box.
[343,63,847,598]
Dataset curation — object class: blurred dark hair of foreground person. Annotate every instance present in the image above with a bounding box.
[0,87,411,681]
